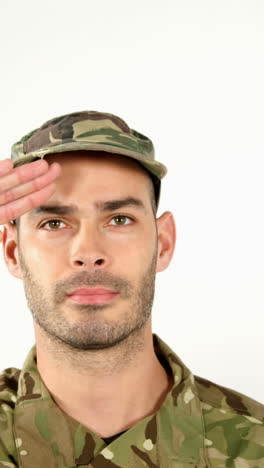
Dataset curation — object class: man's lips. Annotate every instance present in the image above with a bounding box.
[67,288,119,304]
[68,288,117,296]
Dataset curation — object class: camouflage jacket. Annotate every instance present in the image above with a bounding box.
[0,334,264,468]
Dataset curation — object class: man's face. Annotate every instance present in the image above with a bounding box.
[16,152,159,350]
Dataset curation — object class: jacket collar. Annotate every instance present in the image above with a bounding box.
[14,334,207,467]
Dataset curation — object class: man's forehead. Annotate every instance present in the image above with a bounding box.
[23,152,154,221]
[45,150,154,187]
[45,150,147,172]
[45,151,153,192]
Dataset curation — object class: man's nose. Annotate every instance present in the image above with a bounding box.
[68,222,110,269]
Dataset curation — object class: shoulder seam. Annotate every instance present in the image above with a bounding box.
[199,395,264,421]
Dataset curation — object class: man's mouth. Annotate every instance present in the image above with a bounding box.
[67,287,119,305]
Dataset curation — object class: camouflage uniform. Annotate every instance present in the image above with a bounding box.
[0,334,263,467]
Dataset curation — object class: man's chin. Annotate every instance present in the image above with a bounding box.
[43,325,135,351]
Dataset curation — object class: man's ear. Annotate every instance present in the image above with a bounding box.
[1,221,23,279]
[155,211,176,273]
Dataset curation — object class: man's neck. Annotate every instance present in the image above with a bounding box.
[34,323,173,438]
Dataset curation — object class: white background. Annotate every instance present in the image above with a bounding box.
[0,1,263,403]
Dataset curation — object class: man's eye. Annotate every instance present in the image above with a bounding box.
[39,215,133,230]
[40,219,65,230]
[110,215,133,226]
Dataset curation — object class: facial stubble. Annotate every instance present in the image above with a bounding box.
[17,242,158,351]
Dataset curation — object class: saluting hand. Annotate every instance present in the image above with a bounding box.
[0,158,61,242]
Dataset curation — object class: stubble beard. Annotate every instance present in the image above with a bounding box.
[17,244,158,351]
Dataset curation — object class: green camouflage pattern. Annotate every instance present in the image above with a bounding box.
[10,111,167,208]
[0,334,263,467]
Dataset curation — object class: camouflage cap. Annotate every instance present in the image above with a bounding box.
[11,111,167,208]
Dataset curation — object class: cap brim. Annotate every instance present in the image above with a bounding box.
[12,142,167,180]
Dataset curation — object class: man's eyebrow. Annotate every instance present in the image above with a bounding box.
[27,197,146,218]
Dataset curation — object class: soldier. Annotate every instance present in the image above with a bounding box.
[0,111,263,467]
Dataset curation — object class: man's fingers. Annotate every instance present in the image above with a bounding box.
[0,182,57,226]
[0,159,62,238]
[0,159,50,194]
[0,159,14,176]
[0,162,61,206]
